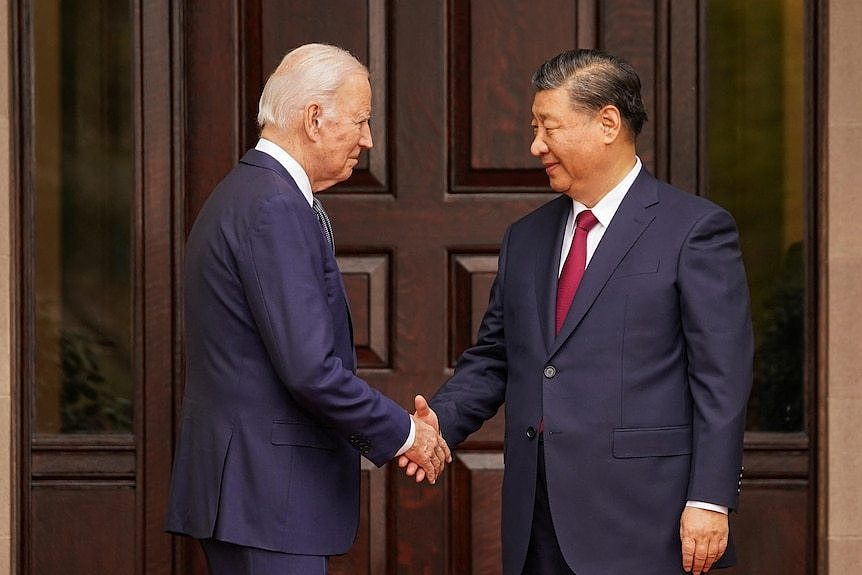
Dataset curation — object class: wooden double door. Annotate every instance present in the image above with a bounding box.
[18,1,815,573]
[185,2,697,570]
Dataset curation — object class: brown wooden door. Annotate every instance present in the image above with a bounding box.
[16,0,176,572]
[184,2,687,574]
[178,1,816,574]
[15,1,813,573]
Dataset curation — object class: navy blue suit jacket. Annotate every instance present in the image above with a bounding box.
[165,149,410,555]
[431,168,753,575]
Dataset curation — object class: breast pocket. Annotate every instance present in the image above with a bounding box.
[609,257,660,281]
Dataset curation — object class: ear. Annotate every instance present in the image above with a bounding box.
[598,105,622,144]
[303,102,323,141]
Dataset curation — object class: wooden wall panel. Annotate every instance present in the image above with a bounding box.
[724,481,809,575]
[601,0,658,172]
[448,252,497,365]
[140,0,181,571]
[468,0,577,170]
[184,0,242,227]
[254,0,389,191]
[261,0,369,70]
[667,0,701,193]
[450,453,504,574]
[450,0,597,191]
[329,461,388,575]
[386,4,451,573]
[447,252,505,447]
[599,0,702,192]
[30,485,135,574]
[338,254,391,367]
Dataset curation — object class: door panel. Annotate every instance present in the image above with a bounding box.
[17,0,177,573]
[30,485,136,575]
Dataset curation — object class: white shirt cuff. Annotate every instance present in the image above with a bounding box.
[686,500,728,515]
[394,417,416,457]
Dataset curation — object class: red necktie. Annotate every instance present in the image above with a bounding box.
[555,210,599,334]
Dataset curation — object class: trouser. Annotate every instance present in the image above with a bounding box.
[200,538,328,575]
[522,439,576,575]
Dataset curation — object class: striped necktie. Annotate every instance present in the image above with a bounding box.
[312,196,335,253]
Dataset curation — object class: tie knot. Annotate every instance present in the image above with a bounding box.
[576,209,599,232]
[312,196,323,213]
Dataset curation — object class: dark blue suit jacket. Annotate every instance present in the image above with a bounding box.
[166,149,410,555]
[431,168,753,575]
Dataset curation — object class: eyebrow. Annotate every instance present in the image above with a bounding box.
[531,112,560,122]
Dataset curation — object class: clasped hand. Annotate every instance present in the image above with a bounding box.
[398,395,451,484]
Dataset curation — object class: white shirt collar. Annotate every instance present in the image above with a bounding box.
[255,138,314,207]
[572,156,642,226]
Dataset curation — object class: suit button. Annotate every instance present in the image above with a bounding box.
[526,426,537,439]
[543,366,557,378]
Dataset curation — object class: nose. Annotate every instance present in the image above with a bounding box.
[530,131,547,157]
[360,121,373,149]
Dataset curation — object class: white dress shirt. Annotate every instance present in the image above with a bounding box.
[558,157,642,275]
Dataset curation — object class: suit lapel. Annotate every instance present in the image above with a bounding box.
[534,197,571,352]
[549,170,659,357]
[242,148,357,357]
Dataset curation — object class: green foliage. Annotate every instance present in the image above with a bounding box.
[752,242,804,431]
[59,328,133,433]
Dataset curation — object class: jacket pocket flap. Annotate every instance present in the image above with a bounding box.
[611,258,660,279]
[612,425,692,458]
[271,422,337,450]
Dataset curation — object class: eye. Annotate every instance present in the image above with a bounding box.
[544,126,561,138]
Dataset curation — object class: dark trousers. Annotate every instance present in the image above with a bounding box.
[200,538,327,575]
[522,440,576,575]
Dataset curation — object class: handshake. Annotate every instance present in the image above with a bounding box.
[397,395,452,485]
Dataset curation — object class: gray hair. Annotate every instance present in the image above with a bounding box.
[257,43,368,130]
[532,49,647,137]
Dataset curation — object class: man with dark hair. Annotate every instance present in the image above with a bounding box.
[404,48,753,575]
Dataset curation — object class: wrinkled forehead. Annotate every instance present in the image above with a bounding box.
[332,73,372,115]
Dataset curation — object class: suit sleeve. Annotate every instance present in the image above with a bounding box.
[678,207,753,509]
[430,229,511,447]
[240,193,410,466]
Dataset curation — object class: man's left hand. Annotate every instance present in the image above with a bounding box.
[680,506,728,574]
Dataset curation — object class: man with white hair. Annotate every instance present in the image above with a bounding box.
[165,43,450,574]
